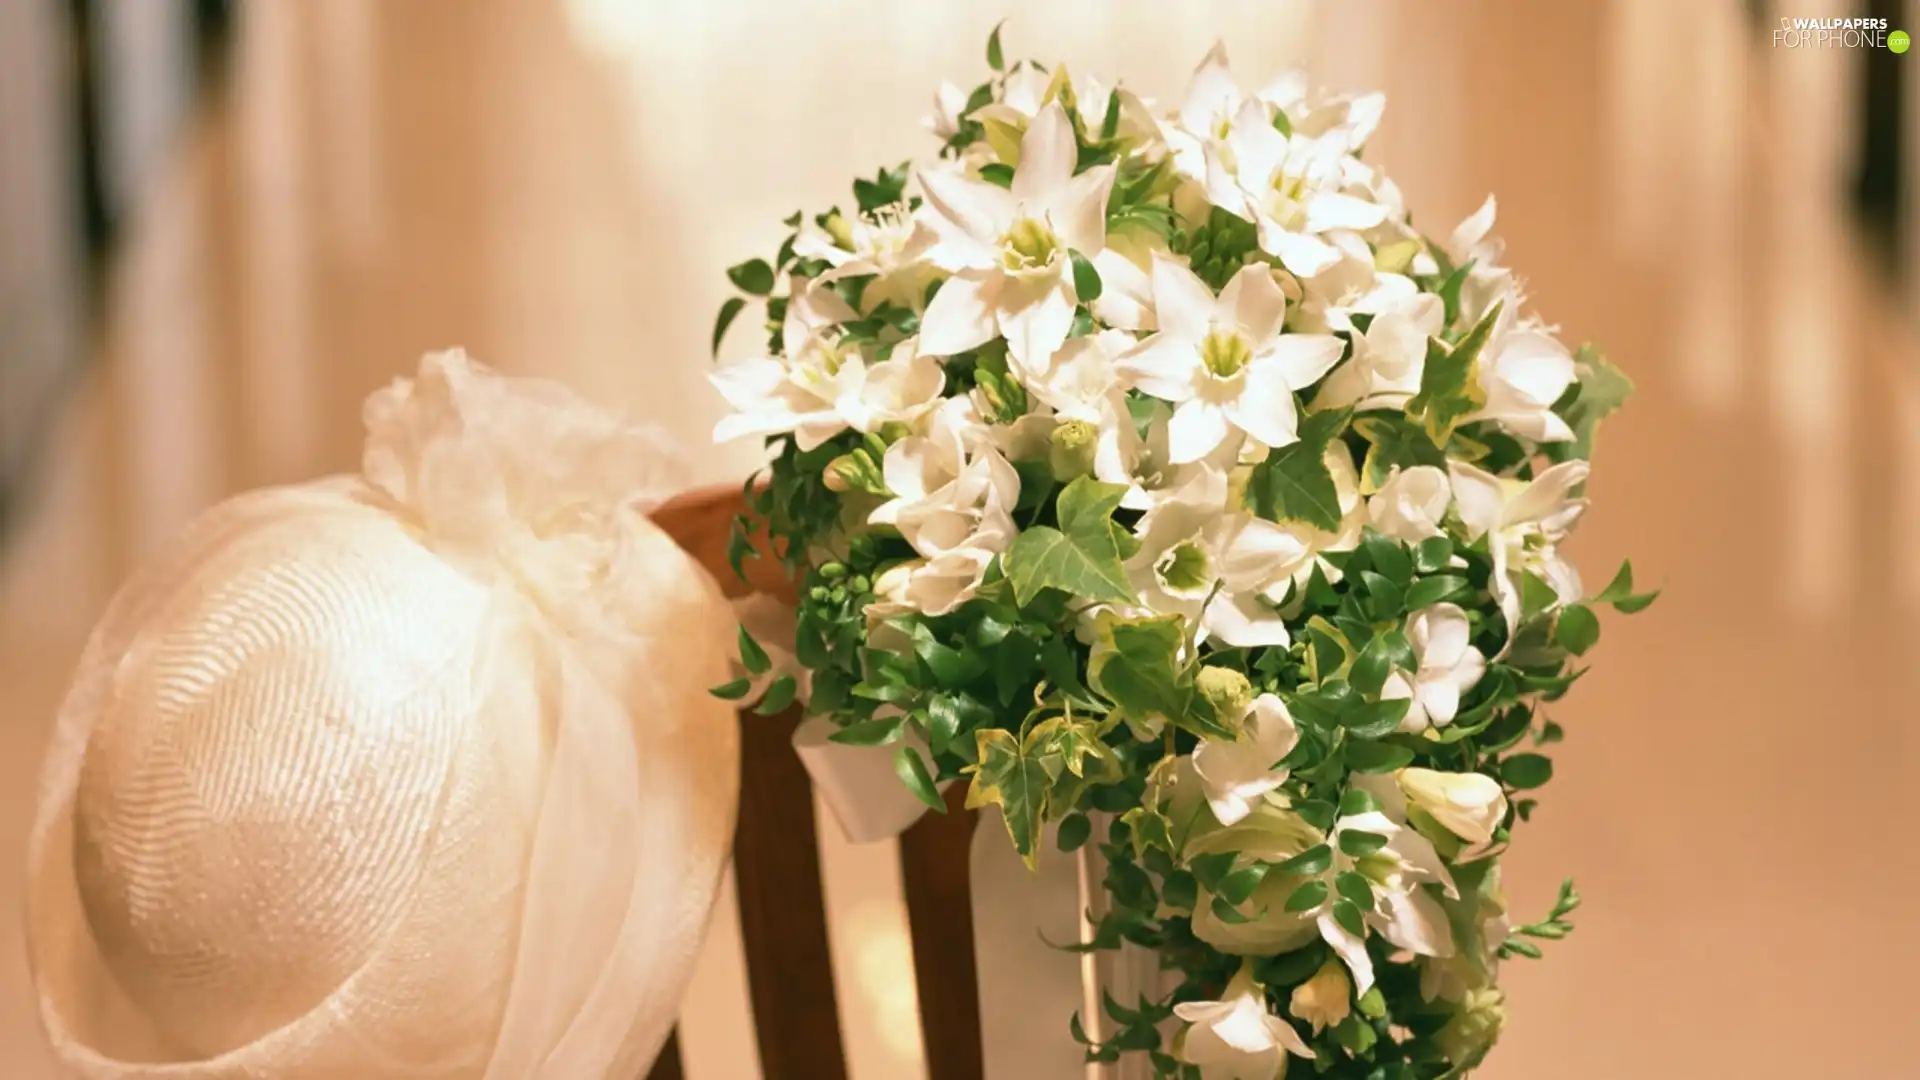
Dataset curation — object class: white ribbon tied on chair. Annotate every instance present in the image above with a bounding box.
[25,351,741,1080]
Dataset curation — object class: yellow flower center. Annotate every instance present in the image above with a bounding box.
[1201,329,1253,379]
[1000,215,1060,273]
[1155,539,1213,599]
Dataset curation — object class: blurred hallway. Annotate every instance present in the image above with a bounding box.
[3,2,1917,1077]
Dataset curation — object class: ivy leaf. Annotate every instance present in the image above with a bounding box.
[1550,344,1635,462]
[712,296,747,356]
[967,728,1048,866]
[727,258,775,295]
[1408,300,1502,446]
[1070,250,1103,302]
[1245,408,1350,530]
[1088,613,1217,736]
[1353,415,1447,495]
[1003,477,1136,606]
[896,744,948,813]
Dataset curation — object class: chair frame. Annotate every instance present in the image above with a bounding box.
[647,485,984,1080]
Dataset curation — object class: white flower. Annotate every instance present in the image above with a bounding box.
[1161,43,1251,183]
[794,205,940,313]
[973,63,1158,160]
[1125,470,1311,648]
[1399,767,1508,853]
[1313,274,1443,411]
[1174,965,1314,1080]
[1117,257,1344,464]
[1203,101,1389,279]
[1316,800,1458,996]
[1192,694,1301,826]
[1366,465,1451,544]
[1381,603,1487,734]
[711,280,944,450]
[916,103,1116,375]
[924,80,970,141]
[1090,227,1164,331]
[1448,459,1588,638]
[1471,325,1577,443]
[866,399,1019,615]
[1288,960,1352,1035]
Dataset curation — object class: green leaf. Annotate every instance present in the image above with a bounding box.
[1350,633,1397,696]
[1338,788,1382,817]
[1338,830,1389,857]
[712,296,748,356]
[1407,300,1502,446]
[1332,898,1368,938]
[978,162,1014,188]
[1353,415,1447,494]
[1553,344,1635,461]
[1592,559,1659,613]
[1360,530,1413,587]
[1188,850,1239,890]
[927,692,992,756]
[1404,574,1469,611]
[1335,870,1375,908]
[830,715,905,746]
[986,20,1006,70]
[1210,894,1254,924]
[1216,863,1270,906]
[896,744,948,813]
[1160,869,1198,911]
[1554,603,1600,655]
[1284,880,1329,912]
[967,728,1047,866]
[1502,752,1554,790]
[1120,806,1174,860]
[1070,250,1103,302]
[1245,409,1348,530]
[737,626,771,675]
[1088,613,1204,733]
[1413,535,1455,575]
[1277,844,1332,877]
[1057,812,1092,852]
[727,258,776,295]
[753,674,798,715]
[1347,740,1415,773]
[1003,477,1136,606]
[914,623,989,683]
[709,677,753,701]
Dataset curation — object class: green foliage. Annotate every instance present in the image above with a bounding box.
[1245,409,1350,530]
[1407,301,1501,447]
[1004,477,1136,606]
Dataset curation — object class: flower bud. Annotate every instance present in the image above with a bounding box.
[1194,665,1253,724]
[1435,988,1506,1064]
[1048,418,1099,480]
[824,211,855,250]
[1288,959,1352,1034]
[1398,768,1508,846]
[824,449,889,496]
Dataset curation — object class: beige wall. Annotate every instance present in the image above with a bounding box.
[3,2,1917,1077]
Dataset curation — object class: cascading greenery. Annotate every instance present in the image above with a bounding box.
[710,25,1652,1079]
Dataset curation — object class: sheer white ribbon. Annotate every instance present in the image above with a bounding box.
[25,351,740,1079]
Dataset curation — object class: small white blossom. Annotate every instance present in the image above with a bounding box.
[1288,960,1352,1035]
[1381,603,1487,734]
[794,205,940,314]
[1316,795,1459,996]
[1191,694,1301,826]
[1448,459,1588,638]
[1125,470,1311,648]
[916,103,1116,375]
[1173,965,1314,1080]
[1367,465,1451,544]
[866,399,1019,615]
[1314,274,1443,411]
[1118,257,1344,464]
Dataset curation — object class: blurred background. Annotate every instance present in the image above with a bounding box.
[2,1,1916,1076]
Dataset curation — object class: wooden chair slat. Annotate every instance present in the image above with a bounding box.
[898,784,984,1080]
[733,703,849,1080]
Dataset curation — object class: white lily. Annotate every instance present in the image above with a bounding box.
[1366,465,1451,544]
[711,280,944,450]
[1398,767,1509,848]
[793,204,940,313]
[865,398,1020,615]
[1125,470,1311,648]
[1471,327,1577,442]
[1117,257,1344,464]
[1288,960,1352,1036]
[1315,798,1459,996]
[1161,43,1252,183]
[1174,965,1314,1079]
[924,79,970,141]
[1192,694,1301,826]
[1380,603,1487,734]
[1313,274,1443,411]
[1448,459,1589,638]
[973,63,1158,161]
[916,103,1116,375]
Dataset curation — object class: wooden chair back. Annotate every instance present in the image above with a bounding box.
[647,485,985,1080]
